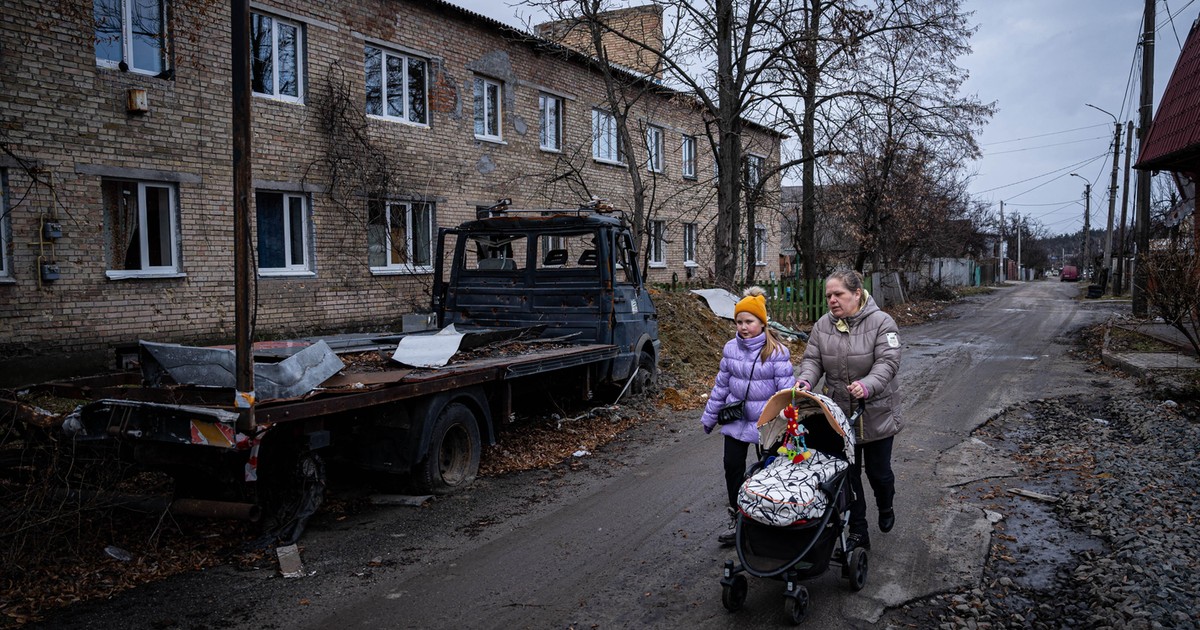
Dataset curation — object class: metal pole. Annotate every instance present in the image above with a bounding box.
[1083,184,1091,274]
[232,0,255,430]
[1116,121,1133,295]
[1133,0,1155,316]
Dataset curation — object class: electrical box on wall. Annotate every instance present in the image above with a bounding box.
[42,221,62,239]
[127,88,149,114]
[40,263,61,282]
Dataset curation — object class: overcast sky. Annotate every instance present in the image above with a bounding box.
[448,0,1197,238]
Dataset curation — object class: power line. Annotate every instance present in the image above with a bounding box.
[984,135,1111,156]
[972,151,1109,195]
[980,123,1110,147]
[1163,0,1184,48]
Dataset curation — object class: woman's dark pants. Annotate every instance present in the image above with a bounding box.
[849,436,895,534]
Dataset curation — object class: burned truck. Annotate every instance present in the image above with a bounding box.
[3,202,659,531]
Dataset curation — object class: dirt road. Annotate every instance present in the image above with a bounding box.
[34,280,1122,629]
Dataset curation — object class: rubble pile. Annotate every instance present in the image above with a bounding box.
[889,393,1200,629]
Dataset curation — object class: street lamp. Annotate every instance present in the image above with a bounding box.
[1086,103,1122,294]
[1069,173,1091,277]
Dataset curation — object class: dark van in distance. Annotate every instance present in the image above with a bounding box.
[1060,265,1079,282]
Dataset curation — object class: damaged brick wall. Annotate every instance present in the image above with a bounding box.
[0,0,781,375]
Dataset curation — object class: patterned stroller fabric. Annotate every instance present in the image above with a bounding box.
[736,389,857,527]
[738,451,847,526]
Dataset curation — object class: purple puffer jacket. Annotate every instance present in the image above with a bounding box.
[701,332,796,443]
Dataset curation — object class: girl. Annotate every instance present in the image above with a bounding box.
[701,286,796,546]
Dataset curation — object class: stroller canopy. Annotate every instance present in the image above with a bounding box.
[756,389,856,461]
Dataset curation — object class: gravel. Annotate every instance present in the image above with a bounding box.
[885,391,1200,629]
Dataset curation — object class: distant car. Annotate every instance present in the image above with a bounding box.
[1060,265,1079,282]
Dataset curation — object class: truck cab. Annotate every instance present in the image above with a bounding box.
[432,202,659,388]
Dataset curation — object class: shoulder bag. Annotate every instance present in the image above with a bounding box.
[717,357,757,425]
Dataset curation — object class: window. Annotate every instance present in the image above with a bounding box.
[592,109,623,164]
[745,154,765,190]
[539,93,562,152]
[683,222,696,265]
[648,220,666,266]
[474,77,503,141]
[368,201,433,272]
[365,45,427,124]
[0,170,9,279]
[256,191,310,274]
[94,0,169,75]
[645,125,664,173]
[682,135,697,179]
[102,179,178,276]
[754,225,767,265]
[252,13,303,102]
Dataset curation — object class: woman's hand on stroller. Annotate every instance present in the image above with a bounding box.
[794,380,811,392]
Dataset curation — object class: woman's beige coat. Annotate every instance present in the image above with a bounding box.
[796,295,902,442]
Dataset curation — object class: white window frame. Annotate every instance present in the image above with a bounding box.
[104,180,181,279]
[592,109,624,165]
[754,225,767,266]
[645,125,664,173]
[539,93,562,152]
[251,12,304,103]
[365,45,428,125]
[255,191,312,276]
[474,77,504,142]
[681,135,697,179]
[369,201,435,274]
[649,219,666,267]
[93,0,169,76]
[683,222,697,266]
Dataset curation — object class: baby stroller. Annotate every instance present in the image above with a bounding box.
[719,388,866,624]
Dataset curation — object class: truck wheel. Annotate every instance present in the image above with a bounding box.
[414,403,481,495]
[630,350,657,395]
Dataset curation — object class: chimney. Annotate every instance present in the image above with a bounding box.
[536,4,664,79]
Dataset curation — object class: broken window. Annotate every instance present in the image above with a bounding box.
[94,0,169,76]
[368,200,433,272]
[745,153,764,190]
[102,179,178,276]
[682,135,697,179]
[256,191,310,274]
[251,12,302,102]
[648,220,666,266]
[0,169,9,278]
[646,125,664,173]
[683,222,697,265]
[474,77,502,141]
[539,93,562,152]
[365,45,427,124]
[592,109,623,164]
[755,225,767,266]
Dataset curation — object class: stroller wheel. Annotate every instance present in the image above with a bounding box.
[721,574,748,611]
[784,585,809,625]
[846,547,869,591]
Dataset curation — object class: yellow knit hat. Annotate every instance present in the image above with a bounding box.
[734,293,768,325]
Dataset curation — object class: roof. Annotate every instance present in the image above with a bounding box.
[424,0,785,139]
[1135,17,1200,173]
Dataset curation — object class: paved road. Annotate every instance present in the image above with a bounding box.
[37,280,1123,630]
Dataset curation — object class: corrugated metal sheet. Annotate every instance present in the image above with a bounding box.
[1136,20,1200,171]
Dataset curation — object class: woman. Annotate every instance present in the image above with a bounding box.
[795,270,902,552]
[700,287,797,546]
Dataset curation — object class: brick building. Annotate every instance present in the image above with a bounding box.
[0,0,782,379]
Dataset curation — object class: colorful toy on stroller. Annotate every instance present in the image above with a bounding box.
[719,388,867,624]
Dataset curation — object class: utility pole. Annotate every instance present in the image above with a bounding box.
[232,0,256,430]
[1134,0,1155,316]
[1116,121,1133,295]
[1082,184,1091,273]
[1069,173,1090,274]
[1087,104,1121,293]
[999,200,1006,281]
[1017,214,1022,280]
